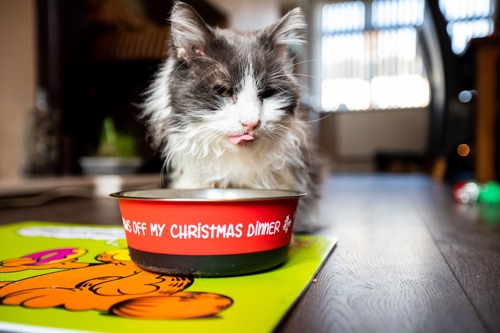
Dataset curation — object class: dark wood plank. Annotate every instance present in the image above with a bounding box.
[278,175,488,333]
[416,180,500,333]
[0,197,122,226]
[439,243,500,333]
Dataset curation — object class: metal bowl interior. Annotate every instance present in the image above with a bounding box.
[110,188,306,202]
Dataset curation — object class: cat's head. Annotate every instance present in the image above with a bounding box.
[145,2,307,151]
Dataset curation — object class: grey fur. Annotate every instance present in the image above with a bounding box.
[142,2,325,231]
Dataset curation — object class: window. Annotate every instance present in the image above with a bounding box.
[320,0,428,111]
[319,0,496,112]
[439,0,495,54]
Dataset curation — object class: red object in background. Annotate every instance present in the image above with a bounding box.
[453,180,480,204]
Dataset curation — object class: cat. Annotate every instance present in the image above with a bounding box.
[141,2,324,232]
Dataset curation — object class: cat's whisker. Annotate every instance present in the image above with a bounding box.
[279,112,333,124]
[292,73,316,79]
[198,131,222,155]
[160,159,170,187]
[268,85,288,96]
[290,59,317,67]
[264,126,289,142]
[279,59,317,73]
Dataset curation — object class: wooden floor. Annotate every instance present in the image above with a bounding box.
[1,174,499,333]
[279,174,500,333]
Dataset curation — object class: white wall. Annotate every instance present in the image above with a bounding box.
[335,109,428,156]
[208,0,281,30]
[0,0,36,180]
[319,109,429,171]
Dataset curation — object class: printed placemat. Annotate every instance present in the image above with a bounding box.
[0,221,337,333]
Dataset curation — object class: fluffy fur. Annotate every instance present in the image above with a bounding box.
[142,2,324,231]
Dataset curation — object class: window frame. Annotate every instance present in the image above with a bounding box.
[313,0,430,113]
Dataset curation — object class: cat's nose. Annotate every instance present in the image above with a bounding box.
[241,120,260,133]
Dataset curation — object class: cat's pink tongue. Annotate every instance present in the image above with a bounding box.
[229,134,254,144]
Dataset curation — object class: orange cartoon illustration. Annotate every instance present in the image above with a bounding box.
[0,248,232,319]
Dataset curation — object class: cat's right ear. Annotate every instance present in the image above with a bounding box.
[170,2,213,61]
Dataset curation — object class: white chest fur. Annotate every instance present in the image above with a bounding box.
[168,133,301,191]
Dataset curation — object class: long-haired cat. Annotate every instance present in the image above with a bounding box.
[141,2,324,232]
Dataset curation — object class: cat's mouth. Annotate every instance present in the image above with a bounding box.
[228,134,255,145]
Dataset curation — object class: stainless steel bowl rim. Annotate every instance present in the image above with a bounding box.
[110,188,306,202]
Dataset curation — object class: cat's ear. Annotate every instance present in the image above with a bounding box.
[266,7,307,58]
[170,2,213,61]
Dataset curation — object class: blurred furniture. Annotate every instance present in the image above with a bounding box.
[471,34,500,182]
[419,0,476,181]
[1,174,499,333]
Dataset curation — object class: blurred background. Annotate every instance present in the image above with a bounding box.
[0,0,498,185]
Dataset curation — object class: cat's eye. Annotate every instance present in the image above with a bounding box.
[214,85,232,97]
[260,88,279,99]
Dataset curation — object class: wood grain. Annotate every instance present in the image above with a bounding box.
[277,175,490,333]
[416,179,500,333]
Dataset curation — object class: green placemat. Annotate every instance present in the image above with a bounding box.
[0,221,336,333]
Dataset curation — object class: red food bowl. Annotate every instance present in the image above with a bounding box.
[110,188,305,277]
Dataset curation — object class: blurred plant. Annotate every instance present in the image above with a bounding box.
[97,117,136,157]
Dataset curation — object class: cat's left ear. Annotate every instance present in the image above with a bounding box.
[265,7,307,58]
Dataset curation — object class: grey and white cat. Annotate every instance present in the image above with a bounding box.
[142,2,324,231]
